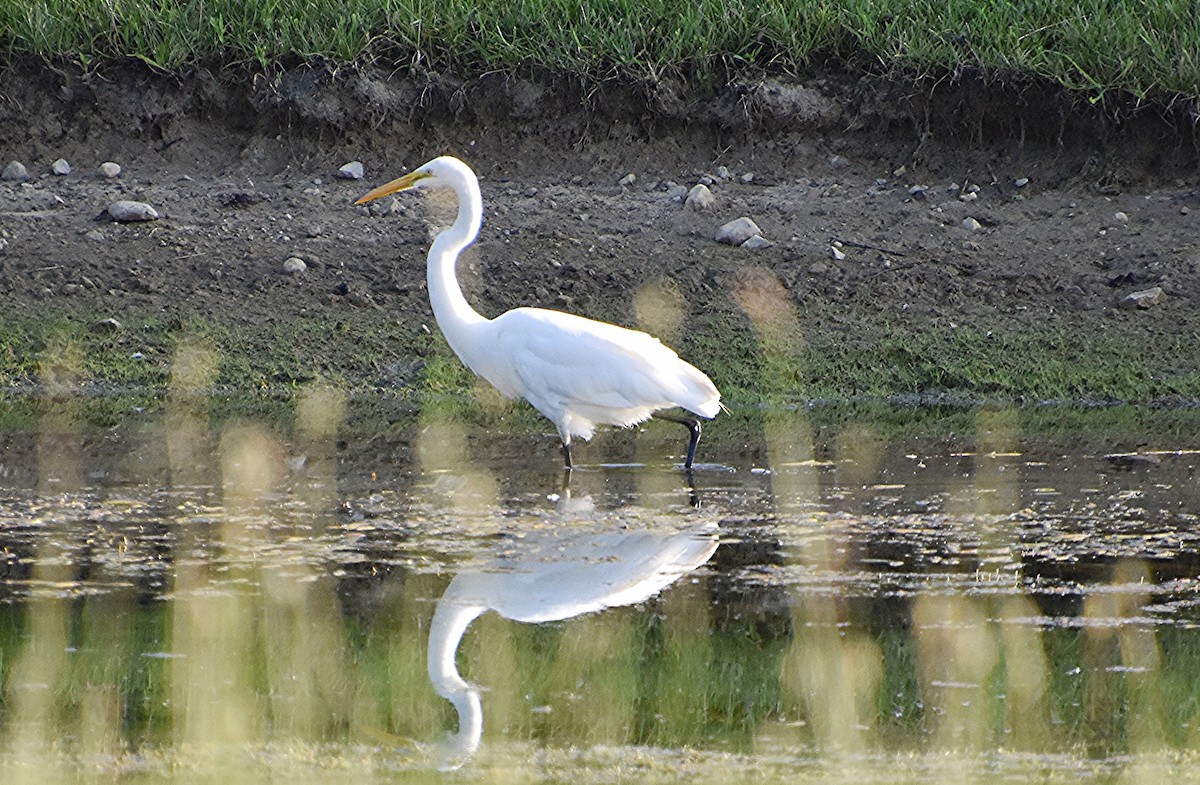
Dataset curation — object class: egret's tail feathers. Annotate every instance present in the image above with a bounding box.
[677,364,721,419]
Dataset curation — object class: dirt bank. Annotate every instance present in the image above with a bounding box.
[0,59,1196,401]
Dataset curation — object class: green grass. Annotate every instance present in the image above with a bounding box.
[2,0,1199,101]
[2,304,1197,414]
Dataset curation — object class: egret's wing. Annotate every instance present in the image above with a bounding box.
[492,308,713,417]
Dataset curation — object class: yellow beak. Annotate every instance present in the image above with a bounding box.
[354,170,430,204]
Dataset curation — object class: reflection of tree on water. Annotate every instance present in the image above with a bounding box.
[426,519,718,767]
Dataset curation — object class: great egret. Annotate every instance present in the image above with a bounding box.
[356,156,721,469]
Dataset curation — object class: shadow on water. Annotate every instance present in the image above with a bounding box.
[1,364,1200,780]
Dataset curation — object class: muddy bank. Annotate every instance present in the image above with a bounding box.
[0,59,1196,401]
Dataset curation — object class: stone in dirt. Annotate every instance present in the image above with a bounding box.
[283,257,307,274]
[1121,286,1166,309]
[98,162,122,178]
[52,159,71,176]
[2,161,29,182]
[685,183,715,211]
[337,161,364,180]
[962,217,982,232]
[108,200,159,222]
[715,217,762,246]
[741,235,773,250]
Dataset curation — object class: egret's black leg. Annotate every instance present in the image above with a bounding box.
[652,413,703,470]
[561,440,574,470]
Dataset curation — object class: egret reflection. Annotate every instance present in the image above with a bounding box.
[426,519,718,766]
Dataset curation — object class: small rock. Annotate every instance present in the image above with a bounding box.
[829,246,846,261]
[1014,177,1029,188]
[523,187,538,197]
[664,184,688,201]
[51,158,71,176]
[828,154,850,169]
[716,166,731,180]
[337,161,364,180]
[85,230,105,242]
[1104,451,1161,469]
[91,318,122,334]
[715,217,763,246]
[283,257,307,274]
[961,217,982,232]
[618,173,636,187]
[98,162,122,178]
[108,200,159,222]
[685,183,716,211]
[739,172,755,184]
[741,235,773,250]
[959,191,978,202]
[908,184,927,200]
[1114,211,1129,224]
[1120,286,1165,309]
[1,161,29,182]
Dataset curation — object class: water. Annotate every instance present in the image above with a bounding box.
[1,394,1199,783]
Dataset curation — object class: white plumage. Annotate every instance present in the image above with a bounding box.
[357,156,720,468]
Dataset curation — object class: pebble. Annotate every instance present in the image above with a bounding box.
[828,154,850,170]
[1,161,29,182]
[618,173,636,187]
[98,162,121,178]
[908,184,927,200]
[85,230,105,242]
[685,183,716,211]
[0,238,7,253]
[51,158,71,176]
[959,191,978,202]
[1121,286,1165,309]
[715,217,763,246]
[283,257,307,274]
[337,161,364,180]
[716,166,731,180]
[741,235,773,250]
[91,318,122,334]
[664,183,688,201]
[1113,211,1129,224]
[739,172,755,184]
[1014,177,1029,188]
[829,246,846,261]
[961,217,982,232]
[108,200,159,222]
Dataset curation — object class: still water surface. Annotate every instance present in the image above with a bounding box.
[1,396,1199,783]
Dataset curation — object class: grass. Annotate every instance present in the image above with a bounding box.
[1,302,1197,423]
[1,0,1199,102]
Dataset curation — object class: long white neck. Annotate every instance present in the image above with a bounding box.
[427,177,489,362]
[427,593,486,757]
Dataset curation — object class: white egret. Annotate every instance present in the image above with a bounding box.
[356,156,721,469]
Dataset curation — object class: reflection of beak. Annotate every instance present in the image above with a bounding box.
[355,170,429,204]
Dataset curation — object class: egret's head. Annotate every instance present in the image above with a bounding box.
[354,156,474,204]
